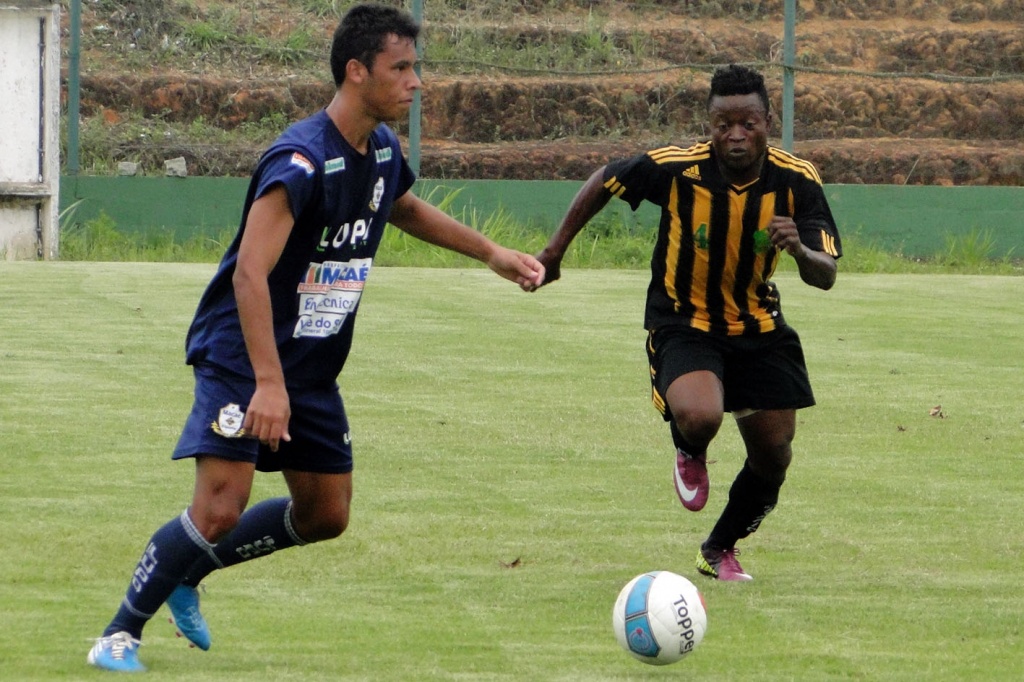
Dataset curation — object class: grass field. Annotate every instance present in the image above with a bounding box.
[1,262,1021,681]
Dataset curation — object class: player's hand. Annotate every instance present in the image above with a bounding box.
[487,247,545,292]
[767,216,804,257]
[243,381,292,452]
[529,247,563,291]
[769,215,837,290]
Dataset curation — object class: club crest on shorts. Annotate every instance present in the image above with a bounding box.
[211,403,247,438]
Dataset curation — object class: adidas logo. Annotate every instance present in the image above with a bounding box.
[682,165,701,182]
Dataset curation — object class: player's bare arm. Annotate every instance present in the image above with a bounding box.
[534,166,612,288]
[767,215,837,291]
[233,184,294,451]
[389,191,545,290]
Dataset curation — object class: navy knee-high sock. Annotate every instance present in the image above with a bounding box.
[181,497,307,588]
[104,510,215,639]
[705,462,783,550]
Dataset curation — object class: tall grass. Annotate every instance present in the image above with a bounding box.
[941,228,1014,269]
[58,189,1023,275]
[59,211,236,262]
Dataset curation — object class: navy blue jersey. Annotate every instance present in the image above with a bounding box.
[185,110,416,387]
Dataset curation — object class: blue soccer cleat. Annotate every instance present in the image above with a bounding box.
[87,631,146,672]
[166,585,211,651]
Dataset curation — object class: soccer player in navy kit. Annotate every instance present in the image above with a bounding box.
[88,4,544,672]
[532,65,841,582]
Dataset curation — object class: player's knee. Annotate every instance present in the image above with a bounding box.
[748,443,792,484]
[294,509,349,543]
[194,506,243,543]
[302,522,346,543]
[319,511,349,540]
[672,408,723,448]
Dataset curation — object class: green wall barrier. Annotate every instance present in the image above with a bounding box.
[60,176,1024,258]
[825,185,1024,258]
[61,175,248,241]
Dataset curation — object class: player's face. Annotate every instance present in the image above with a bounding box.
[362,34,421,122]
[708,93,771,184]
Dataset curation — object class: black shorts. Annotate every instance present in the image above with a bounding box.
[645,324,815,419]
[172,365,353,474]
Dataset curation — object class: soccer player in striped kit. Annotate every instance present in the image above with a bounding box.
[87,4,543,672]
[533,64,841,581]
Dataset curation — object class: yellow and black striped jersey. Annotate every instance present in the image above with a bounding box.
[603,142,841,336]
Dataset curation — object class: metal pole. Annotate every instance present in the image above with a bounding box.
[37,16,46,182]
[781,0,796,152]
[408,0,423,175]
[67,0,81,175]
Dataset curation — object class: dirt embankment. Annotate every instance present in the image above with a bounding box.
[72,7,1024,185]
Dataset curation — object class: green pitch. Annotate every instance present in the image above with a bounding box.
[0,263,1020,681]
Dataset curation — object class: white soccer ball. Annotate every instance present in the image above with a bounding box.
[612,570,708,665]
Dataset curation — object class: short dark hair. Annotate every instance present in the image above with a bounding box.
[707,64,770,114]
[329,3,420,87]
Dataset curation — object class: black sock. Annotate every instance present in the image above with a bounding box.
[705,462,782,550]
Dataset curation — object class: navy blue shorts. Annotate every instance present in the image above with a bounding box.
[646,324,815,419]
[172,365,353,474]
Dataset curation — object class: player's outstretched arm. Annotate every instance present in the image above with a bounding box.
[389,192,544,291]
[534,166,612,289]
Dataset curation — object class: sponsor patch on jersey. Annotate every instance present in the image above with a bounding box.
[682,165,702,182]
[211,403,247,438]
[375,147,393,163]
[294,257,374,339]
[290,152,315,176]
[325,157,346,175]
